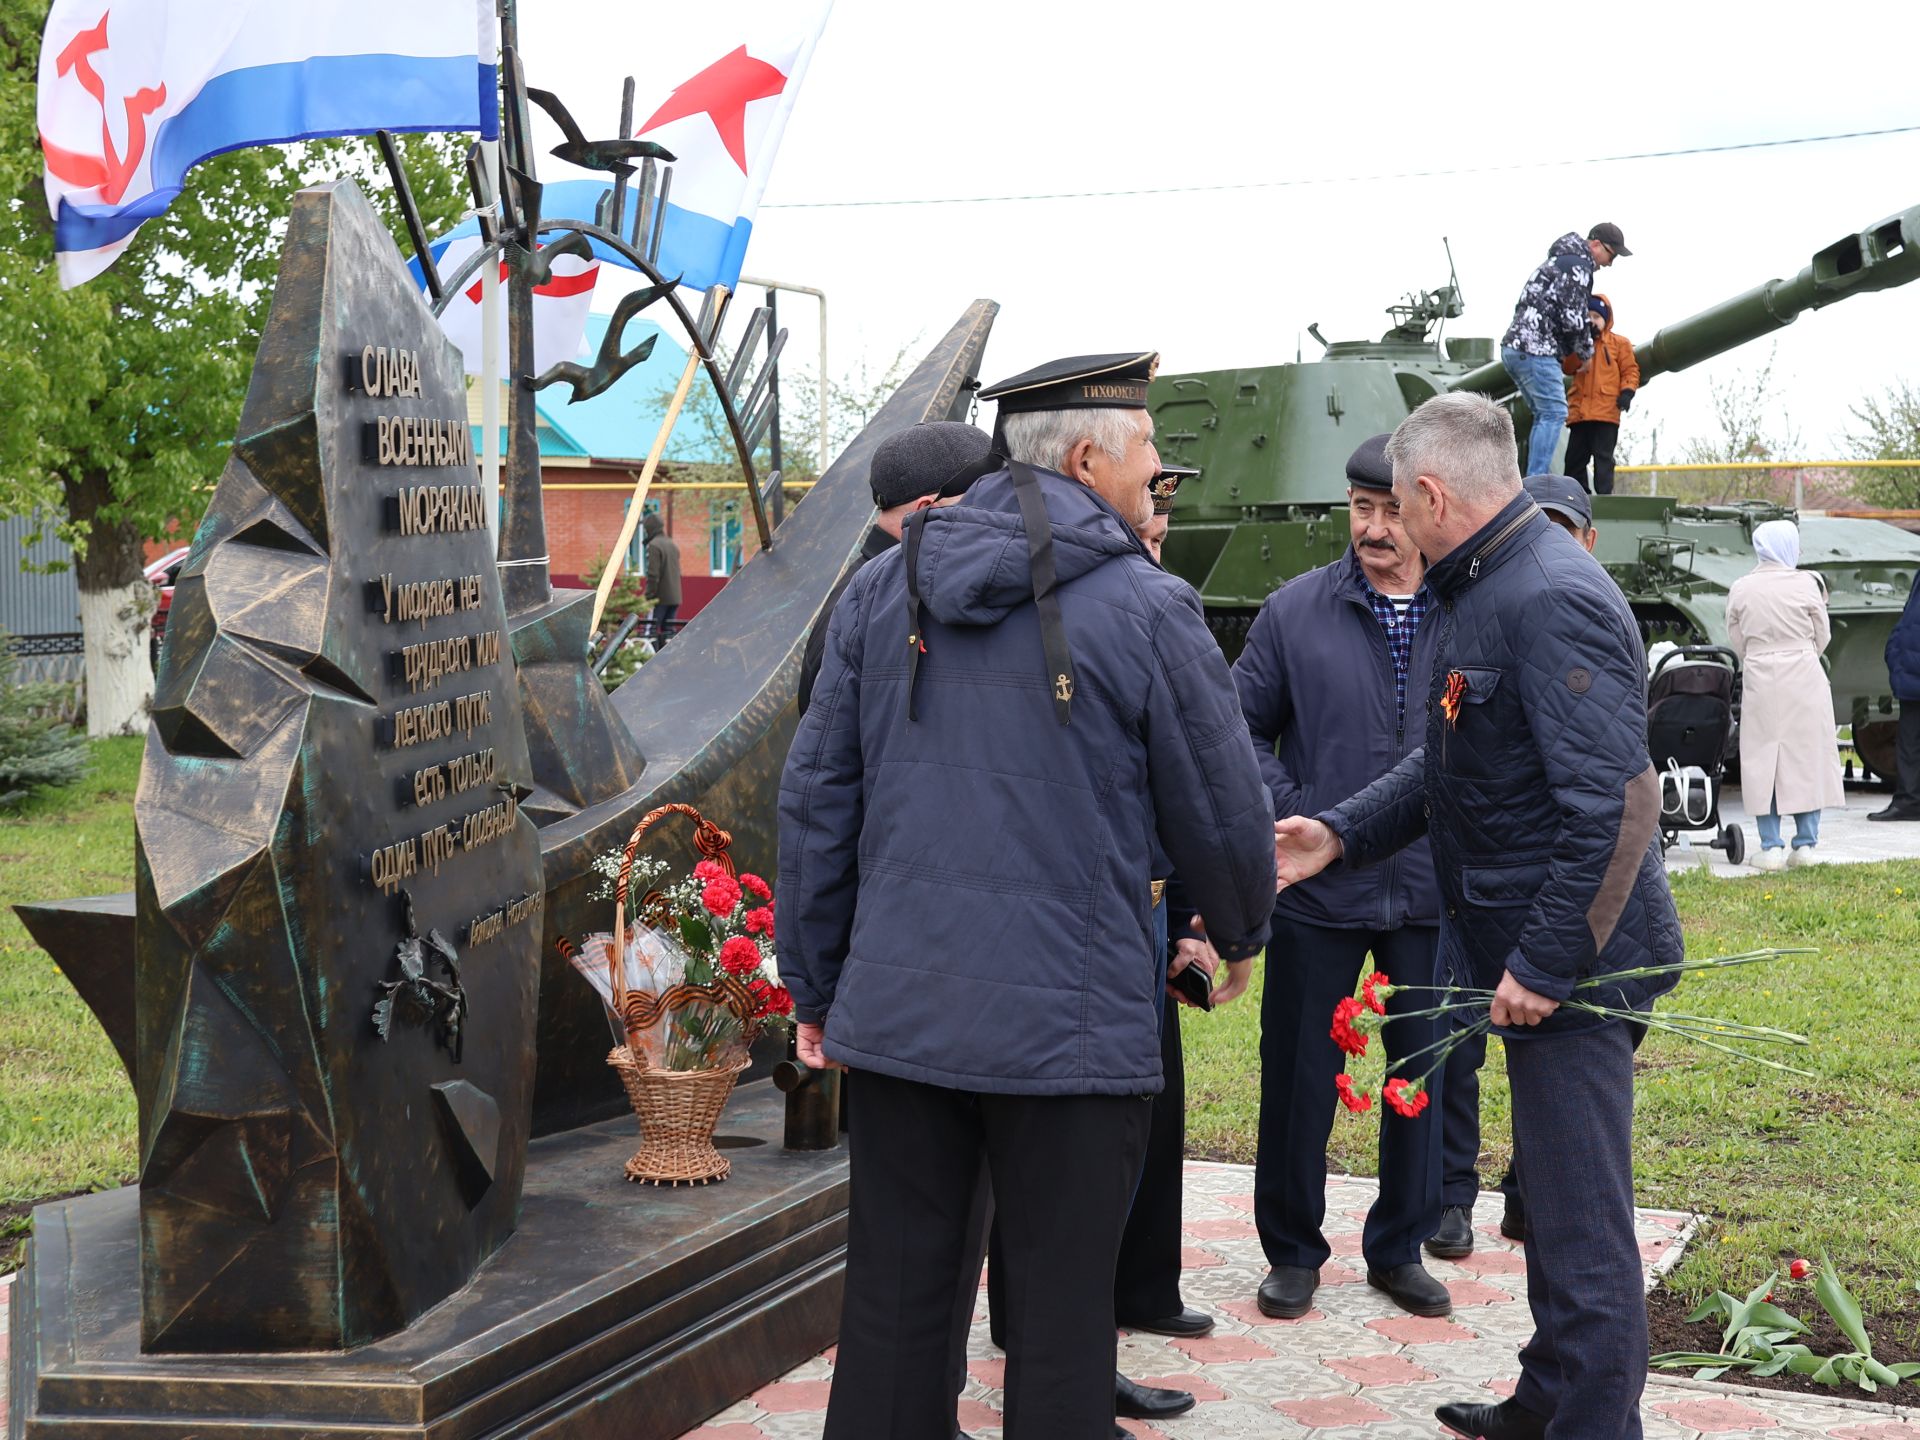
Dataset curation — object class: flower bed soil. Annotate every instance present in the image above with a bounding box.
[1648,1283,1920,1405]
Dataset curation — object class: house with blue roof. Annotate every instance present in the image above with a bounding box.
[463,314,754,594]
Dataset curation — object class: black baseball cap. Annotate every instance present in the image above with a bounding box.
[1525,473,1594,529]
[1588,222,1631,257]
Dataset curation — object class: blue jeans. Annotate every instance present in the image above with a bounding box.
[1756,803,1820,850]
[1502,347,1569,476]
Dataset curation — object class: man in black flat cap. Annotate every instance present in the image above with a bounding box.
[796,420,993,715]
[1231,432,1451,1323]
[779,352,1275,1440]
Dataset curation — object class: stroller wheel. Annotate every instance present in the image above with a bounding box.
[1717,824,1746,867]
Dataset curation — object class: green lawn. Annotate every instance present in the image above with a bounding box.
[1189,859,1920,1331]
[1,737,143,1264]
[5,750,1920,1334]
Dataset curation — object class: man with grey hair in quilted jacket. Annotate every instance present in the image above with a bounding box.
[779,351,1276,1440]
[1273,391,1680,1440]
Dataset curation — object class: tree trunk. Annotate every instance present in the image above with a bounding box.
[63,469,154,738]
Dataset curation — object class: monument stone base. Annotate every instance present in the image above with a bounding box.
[7,1081,846,1439]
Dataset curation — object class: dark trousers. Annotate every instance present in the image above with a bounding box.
[829,1070,1150,1440]
[1438,1025,1519,1211]
[647,602,678,641]
[1255,915,1444,1271]
[1564,421,1619,494]
[1507,1021,1646,1440]
[1115,995,1185,1319]
[1894,705,1920,808]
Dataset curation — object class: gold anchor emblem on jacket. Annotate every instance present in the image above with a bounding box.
[1054,674,1073,703]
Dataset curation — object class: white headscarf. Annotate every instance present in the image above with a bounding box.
[1753,519,1800,570]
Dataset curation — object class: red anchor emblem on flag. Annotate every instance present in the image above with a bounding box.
[40,12,168,205]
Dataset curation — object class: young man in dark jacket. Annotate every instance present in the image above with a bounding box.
[1275,393,1681,1440]
[640,512,681,639]
[1871,576,1920,820]
[778,353,1276,1440]
[1232,433,1450,1323]
[1500,224,1627,475]
[795,421,990,715]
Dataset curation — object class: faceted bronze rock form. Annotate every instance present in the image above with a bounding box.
[135,180,544,1353]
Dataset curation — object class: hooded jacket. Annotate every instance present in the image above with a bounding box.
[1501,232,1598,362]
[776,466,1276,1095]
[642,513,682,606]
[1318,493,1682,1037]
[1563,293,1641,424]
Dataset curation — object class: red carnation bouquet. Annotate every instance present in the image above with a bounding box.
[572,850,793,1071]
[1332,949,1812,1120]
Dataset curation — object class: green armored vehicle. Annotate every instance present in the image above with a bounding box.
[1154,204,1920,779]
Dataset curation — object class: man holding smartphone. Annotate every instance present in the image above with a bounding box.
[1231,433,1451,1324]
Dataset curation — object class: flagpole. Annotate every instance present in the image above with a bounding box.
[479,138,502,557]
[590,295,722,634]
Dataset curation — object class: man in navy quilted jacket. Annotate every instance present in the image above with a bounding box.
[778,352,1276,1440]
[1273,392,1681,1440]
[1870,576,1920,821]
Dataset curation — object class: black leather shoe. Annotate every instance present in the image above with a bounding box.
[1500,1193,1527,1242]
[1116,1304,1215,1338]
[1869,803,1920,822]
[1115,1371,1196,1420]
[1367,1262,1453,1317]
[1424,1204,1476,1260]
[1256,1264,1318,1318]
[1435,1398,1549,1439]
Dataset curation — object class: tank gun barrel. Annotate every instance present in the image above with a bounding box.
[1446,203,1920,398]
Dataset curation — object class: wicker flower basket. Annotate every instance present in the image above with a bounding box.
[604,802,759,1185]
[608,1047,750,1185]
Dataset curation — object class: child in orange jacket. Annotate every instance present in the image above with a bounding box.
[1560,294,1639,493]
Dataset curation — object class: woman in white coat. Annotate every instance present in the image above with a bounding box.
[1726,520,1846,869]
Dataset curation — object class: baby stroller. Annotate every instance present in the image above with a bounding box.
[1647,645,1745,865]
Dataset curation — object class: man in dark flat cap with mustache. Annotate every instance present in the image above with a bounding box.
[1232,432,1451,1326]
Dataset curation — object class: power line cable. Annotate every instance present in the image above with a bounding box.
[761,123,1920,210]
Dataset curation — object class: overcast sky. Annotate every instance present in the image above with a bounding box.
[518,0,1920,461]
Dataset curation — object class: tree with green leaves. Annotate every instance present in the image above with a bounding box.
[1843,379,1920,509]
[0,1,468,734]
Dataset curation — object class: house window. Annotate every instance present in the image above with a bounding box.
[710,501,743,577]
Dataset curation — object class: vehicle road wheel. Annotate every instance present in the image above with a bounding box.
[1855,719,1899,786]
[1719,824,1745,867]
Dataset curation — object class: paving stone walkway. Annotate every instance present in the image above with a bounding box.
[684,1164,1920,1440]
[6,1168,1916,1437]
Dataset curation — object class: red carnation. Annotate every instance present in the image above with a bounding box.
[1361,971,1393,1016]
[702,875,743,917]
[693,859,728,883]
[741,872,772,901]
[764,984,794,1017]
[719,936,763,977]
[744,905,774,936]
[1383,1077,1430,1118]
[1335,1073,1374,1114]
[1788,1258,1810,1281]
[1331,996,1370,1057]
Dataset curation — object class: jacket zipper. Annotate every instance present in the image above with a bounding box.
[1466,503,1538,581]
[1341,580,1405,931]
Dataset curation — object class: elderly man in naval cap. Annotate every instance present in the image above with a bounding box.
[778,352,1276,1439]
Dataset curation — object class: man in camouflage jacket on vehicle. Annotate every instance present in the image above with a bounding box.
[1500,223,1628,475]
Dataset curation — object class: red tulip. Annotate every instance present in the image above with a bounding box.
[1788,1258,1810,1281]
